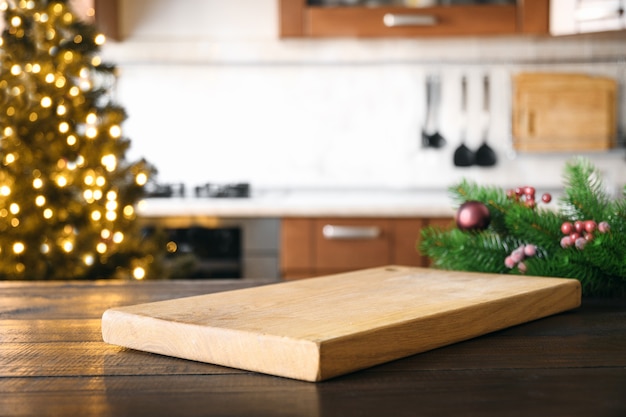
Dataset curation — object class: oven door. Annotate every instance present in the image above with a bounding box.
[143,218,280,279]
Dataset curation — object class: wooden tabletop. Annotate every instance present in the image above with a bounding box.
[1,279,625,417]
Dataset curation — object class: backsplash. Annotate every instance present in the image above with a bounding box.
[102,0,626,194]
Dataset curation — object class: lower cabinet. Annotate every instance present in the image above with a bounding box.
[280,217,453,280]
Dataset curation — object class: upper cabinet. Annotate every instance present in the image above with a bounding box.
[69,0,120,41]
[550,0,626,36]
[278,0,550,38]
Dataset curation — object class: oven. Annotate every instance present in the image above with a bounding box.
[140,183,280,279]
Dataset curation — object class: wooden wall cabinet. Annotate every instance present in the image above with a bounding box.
[278,0,549,38]
[280,217,454,280]
[70,0,120,40]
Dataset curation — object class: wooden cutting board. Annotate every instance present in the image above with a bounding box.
[101,266,581,382]
[512,72,617,152]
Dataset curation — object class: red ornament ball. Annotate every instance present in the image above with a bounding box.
[456,201,491,231]
[541,193,552,203]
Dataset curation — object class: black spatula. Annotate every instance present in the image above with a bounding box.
[453,75,474,167]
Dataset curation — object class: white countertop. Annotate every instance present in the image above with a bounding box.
[136,189,457,218]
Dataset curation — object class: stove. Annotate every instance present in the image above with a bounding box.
[145,182,251,199]
[140,181,279,280]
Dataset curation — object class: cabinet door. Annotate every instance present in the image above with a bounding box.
[392,218,426,267]
[314,218,391,272]
[280,218,315,279]
[279,0,549,38]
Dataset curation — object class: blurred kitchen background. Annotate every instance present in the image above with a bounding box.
[97,0,626,194]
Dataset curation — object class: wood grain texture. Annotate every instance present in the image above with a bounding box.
[2,280,625,417]
[102,266,581,382]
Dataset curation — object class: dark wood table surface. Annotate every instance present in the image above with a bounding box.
[1,278,625,417]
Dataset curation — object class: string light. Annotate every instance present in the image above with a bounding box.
[113,232,124,244]
[101,154,116,171]
[83,254,94,266]
[109,125,121,138]
[13,242,25,255]
[133,267,145,280]
[135,172,148,186]
[96,242,107,254]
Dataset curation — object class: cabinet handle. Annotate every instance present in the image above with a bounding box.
[383,13,437,27]
[322,225,381,240]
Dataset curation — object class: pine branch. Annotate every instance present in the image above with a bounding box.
[560,157,610,222]
[420,157,626,297]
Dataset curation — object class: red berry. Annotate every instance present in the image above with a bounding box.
[574,221,584,233]
[561,222,573,235]
[524,186,535,197]
[570,232,580,242]
[526,200,536,209]
[515,187,523,196]
[506,189,515,199]
[524,244,536,257]
[585,232,594,241]
[584,220,597,233]
[541,193,552,203]
[511,248,524,263]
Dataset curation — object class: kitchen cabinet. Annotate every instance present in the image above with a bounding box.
[69,0,120,40]
[278,0,549,38]
[280,216,454,280]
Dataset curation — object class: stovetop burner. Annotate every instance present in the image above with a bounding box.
[195,183,250,198]
[145,182,250,199]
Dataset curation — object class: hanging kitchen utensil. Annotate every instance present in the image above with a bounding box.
[421,74,446,148]
[453,75,474,167]
[475,74,497,167]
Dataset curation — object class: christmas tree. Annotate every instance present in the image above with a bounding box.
[0,0,160,280]
[420,157,626,297]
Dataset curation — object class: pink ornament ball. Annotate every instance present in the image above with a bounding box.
[456,201,491,231]
[517,262,527,274]
[504,256,516,269]
[575,237,587,250]
[560,236,572,248]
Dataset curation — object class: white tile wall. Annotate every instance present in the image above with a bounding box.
[102,0,626,193]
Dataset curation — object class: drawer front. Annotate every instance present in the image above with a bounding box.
[307,5,517,37]
[314,218,391,270]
